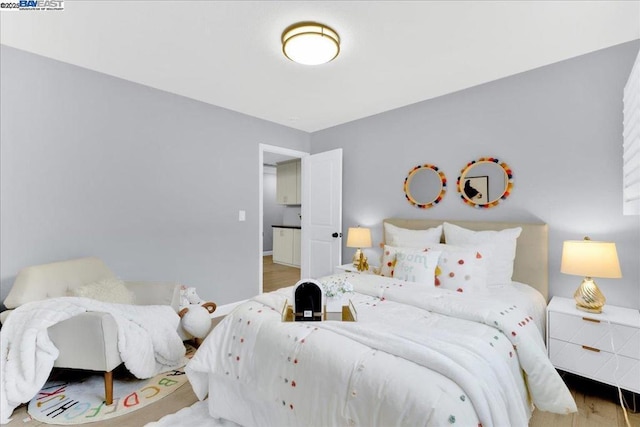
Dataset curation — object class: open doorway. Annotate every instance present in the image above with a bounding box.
[258,144,308,294]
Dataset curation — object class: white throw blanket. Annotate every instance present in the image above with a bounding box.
[0,297,185,424]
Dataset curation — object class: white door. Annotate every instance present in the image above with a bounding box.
[301,149,343,278]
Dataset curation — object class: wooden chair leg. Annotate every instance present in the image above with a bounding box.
[104,371,113,405]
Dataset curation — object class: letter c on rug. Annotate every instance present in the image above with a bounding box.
[142,386,160,398]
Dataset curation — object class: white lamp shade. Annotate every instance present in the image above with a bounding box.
[561,239,622,278]
[347,227,372,248]
[282,22,340,65]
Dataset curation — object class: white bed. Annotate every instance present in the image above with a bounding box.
[186,220,576,427]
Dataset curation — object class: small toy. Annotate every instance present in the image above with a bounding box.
[179,302,217,339]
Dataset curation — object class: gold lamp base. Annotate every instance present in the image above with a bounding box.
[352,248,362,267]
[356,251,369,272]
[573,277,605,313]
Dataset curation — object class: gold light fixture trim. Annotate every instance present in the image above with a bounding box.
[561,237,622,313]
[282,22,340,65]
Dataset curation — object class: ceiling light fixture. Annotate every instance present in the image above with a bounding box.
[282,22,340,65]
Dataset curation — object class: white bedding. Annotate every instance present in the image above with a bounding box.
[0,297,186,424]
[187,274,576,427]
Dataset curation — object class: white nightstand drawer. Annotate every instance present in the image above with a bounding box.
[549,338,640,393]
[549,311,640,359]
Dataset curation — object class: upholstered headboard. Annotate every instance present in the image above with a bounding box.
[383,219,549,300]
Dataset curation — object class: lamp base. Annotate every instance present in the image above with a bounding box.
[573,277,605,314]
[352,248,362,267]
[356,252,369,272]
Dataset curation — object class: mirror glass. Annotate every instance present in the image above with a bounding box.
[457,158,513,208]
[404,164,446,209]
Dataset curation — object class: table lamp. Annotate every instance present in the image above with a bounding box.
[561,237,622,313]
[347,227,372,272]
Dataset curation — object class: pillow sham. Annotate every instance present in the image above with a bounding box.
[72,277,135,304]
[393,249,442,284]
[384,222,442,248]
[430,244,489,293]
[380,245,402,277]
[380,244,436,277]
[443,222,522,285]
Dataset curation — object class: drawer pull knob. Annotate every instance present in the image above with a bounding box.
[581,345,601,353]
[582,317,601,323]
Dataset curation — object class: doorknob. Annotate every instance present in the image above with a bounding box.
[331,232,342,238]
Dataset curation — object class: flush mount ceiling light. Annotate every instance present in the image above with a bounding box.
[282,22,340,65]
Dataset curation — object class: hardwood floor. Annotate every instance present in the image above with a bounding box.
[262,254,300,293]
[530,372,640,427]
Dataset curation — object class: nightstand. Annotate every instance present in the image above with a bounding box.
[335,263,379,275]
[547,296,640,394]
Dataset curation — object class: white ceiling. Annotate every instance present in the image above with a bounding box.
[1,1,639,132]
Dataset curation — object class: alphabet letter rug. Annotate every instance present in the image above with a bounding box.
[27,345,195,425]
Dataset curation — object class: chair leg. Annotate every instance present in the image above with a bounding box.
[104,371,113,405]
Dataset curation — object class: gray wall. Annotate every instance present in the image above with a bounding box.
[311,40,640,310]
[0,45,310,306]
[3,41,639,310]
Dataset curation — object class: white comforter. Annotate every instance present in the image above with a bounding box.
[0,297,186,424]
[187,274,576,427]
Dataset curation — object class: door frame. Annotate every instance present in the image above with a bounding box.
[258,143,309,294]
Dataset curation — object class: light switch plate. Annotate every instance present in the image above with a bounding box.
[238,210,246,221]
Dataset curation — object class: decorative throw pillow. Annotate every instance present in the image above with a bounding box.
[384,223,443,248]
[443,222,522,285]
[72,277,135,304]
[380,245,422,277]
[379,245,397,277]
[393,249,442,284]
[428,244,489,292]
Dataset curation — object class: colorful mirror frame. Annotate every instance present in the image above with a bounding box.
[456,157,513,208]
[403,164,447,209]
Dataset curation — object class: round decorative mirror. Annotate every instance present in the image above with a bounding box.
[403,164,446,209]
[456,157,513,208]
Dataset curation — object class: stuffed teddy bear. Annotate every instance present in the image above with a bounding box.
[178,301,217,339]
[177,286,216,339]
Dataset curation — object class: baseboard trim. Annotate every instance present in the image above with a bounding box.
[263,251,273,256]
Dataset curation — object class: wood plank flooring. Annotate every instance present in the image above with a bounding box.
[262,255,300,293]
[529,372,640,427]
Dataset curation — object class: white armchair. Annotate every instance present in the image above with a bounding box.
[0,257,183,405]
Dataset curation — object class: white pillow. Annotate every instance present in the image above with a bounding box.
[72,277,135,304]
[380,245,435,277]
[430,244,489,292]
[393,249,442,284]
[443,222,522,285]
[379,245,402,277]
[384,223,442,248]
